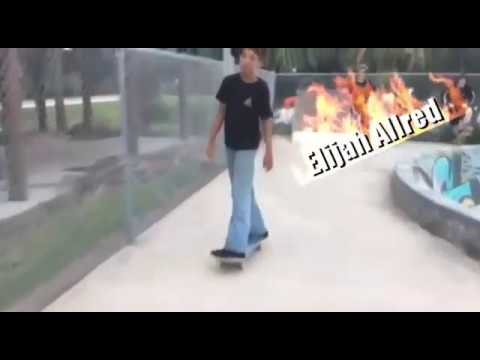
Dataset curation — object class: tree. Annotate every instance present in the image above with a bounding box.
[73,48,115,132]
[265,48,311,72]
[52,48,67,132]
[464,48,480,73]
[74,48,95,131]
[427,48,462,72]
[0,48,28,201]
[124,49,169,148]
[265,48,437,73]
[265,48,342,73]
[23,48,52,133]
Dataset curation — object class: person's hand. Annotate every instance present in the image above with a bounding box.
[206,142,216,161]
[263,149,274,172]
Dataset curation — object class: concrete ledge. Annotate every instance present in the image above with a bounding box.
[391,159,480,259]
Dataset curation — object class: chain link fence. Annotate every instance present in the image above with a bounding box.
[0,48,255,310]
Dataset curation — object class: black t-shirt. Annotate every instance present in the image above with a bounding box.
[216,73,273,150]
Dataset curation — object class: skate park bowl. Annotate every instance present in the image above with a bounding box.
[392,147,480,259]
[275,72,480,260]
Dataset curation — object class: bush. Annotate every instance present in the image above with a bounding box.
[151,96,178,125]
[188,97,216,135]
[68,123,120,140]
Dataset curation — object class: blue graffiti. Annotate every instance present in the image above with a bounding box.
[431,155,480,206]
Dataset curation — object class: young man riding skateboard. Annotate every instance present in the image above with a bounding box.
[206,48,274,261]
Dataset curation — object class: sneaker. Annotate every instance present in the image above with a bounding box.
[211,249,246,259]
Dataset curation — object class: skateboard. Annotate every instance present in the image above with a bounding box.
[214,243,262,269]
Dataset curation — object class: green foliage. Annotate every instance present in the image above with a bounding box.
[151,96,179,125]
[73,48,115,86]
[188,96,216,134]
[0,155,223,310]
[148,95,215,136]
[21,101,121,132]
[265,48,470,73]
[266,48,311,72]
[464,48,480,73]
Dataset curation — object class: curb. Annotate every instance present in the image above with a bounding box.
[391,165,480,259]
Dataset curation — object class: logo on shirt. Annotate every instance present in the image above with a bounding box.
[244,97,253,108]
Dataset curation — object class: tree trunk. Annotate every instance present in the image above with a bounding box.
[35,85,48,132]
[77,49,94,132]
[53,49,67,132]
[1,49,28,201]
[55,90,67,132]
[140,91,153,135]
[81,77,93,131]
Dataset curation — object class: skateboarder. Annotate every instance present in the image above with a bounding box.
[206,48,274,261]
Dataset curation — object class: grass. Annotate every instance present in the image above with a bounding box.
[0,157,223,310]
[0,190,123,310]
[19,95,213,138]
[22,102,120,131]
[21,101,122,133]
[132,160,206,218]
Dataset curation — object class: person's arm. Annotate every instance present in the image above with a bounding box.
[206,103,225,160]
[262,117,274,172]
[356,48,367,67]
[260,84,274,172]
[429,73,453,87]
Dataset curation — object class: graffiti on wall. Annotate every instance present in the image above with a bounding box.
[415,152,480,208]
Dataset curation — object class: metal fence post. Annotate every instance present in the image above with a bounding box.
[117,48,135,244]
[223,48,235,76]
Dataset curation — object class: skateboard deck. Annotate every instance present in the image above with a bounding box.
[214,244,262,269]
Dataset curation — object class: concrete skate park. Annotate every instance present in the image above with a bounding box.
[4,49,480,312]
[45,136,480,312]
[36,70,480,311]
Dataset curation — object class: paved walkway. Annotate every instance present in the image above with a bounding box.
[46,138,480,311]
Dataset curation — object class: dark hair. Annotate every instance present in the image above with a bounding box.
[241,48,265,61]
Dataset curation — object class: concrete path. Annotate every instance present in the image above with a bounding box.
[45,138,480,312]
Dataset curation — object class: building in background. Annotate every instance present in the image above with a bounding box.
[159,48,224,61]
[159,48,236,75]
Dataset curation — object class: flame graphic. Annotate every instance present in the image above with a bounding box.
[294,73,468,135]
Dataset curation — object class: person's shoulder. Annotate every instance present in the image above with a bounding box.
[257,76,268,86]
[256,77,270,91]
[223,73,241,83]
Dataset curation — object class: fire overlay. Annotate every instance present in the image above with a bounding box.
[307,98,447,179]
[289,73,472,135]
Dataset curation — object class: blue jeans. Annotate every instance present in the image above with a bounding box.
[224,147,268,256]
